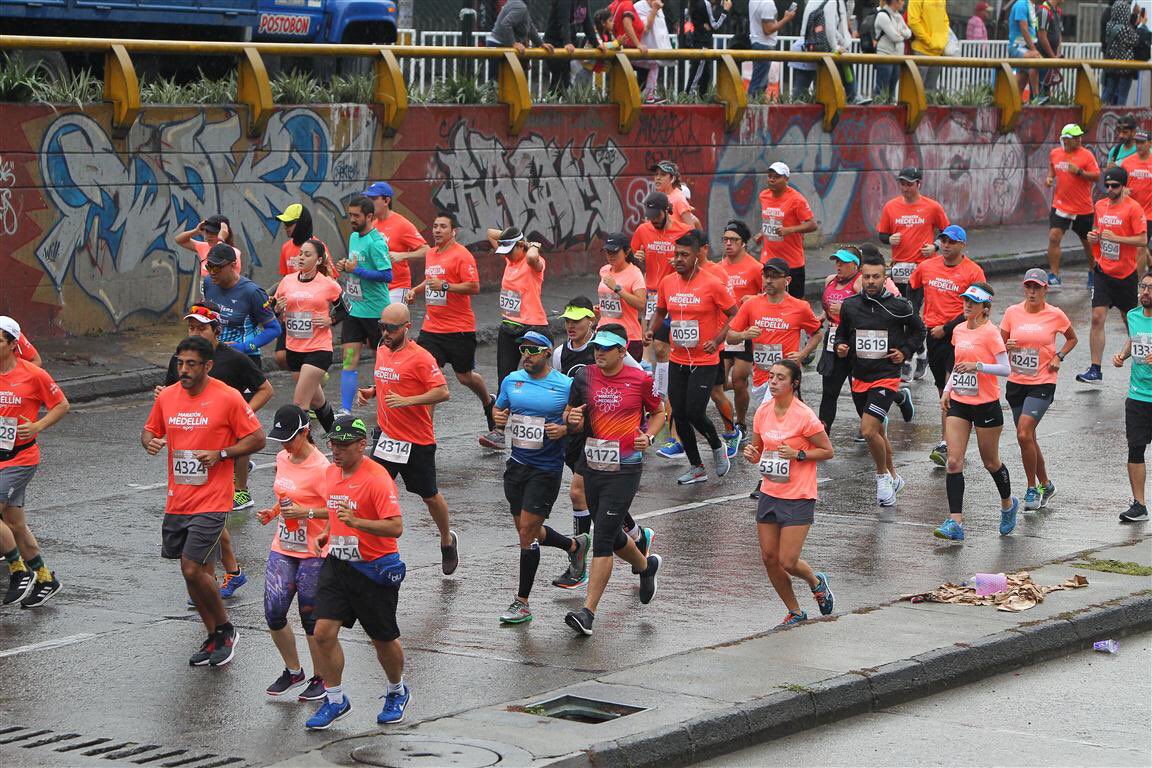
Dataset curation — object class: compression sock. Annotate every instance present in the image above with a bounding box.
[316,401,335,432]
[518,544,541,600]
[541,526,572,551]
[572,510,591,537]
[340,370,359,411]
[990,463,1012,501]
[946,472,965,516]
[715,396,736,432]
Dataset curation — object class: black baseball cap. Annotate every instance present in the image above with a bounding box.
[1118,114,1138,129]
[1104,166,1129,185]
[762,257,790,275]
[644,192,671,220]
[267,404,309,442]
[603,232,630,251]
[205,242,237,266]
[897,167,923,182]
[202,214,229,234]
[328,415,368,442]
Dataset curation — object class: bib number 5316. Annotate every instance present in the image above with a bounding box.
[758,451,791,482]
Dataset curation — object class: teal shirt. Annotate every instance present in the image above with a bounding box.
[1126,307,1152,403]
[346,228,392,319]
[1109,144,1138,165]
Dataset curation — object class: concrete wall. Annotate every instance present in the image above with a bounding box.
[1,102,1146,336]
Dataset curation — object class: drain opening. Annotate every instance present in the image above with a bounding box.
[513,695,646,724]
[0,724,246,767]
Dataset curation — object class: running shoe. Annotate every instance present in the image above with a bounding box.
[635,527,654,559]
[897,386,915,422]
[479,429,506,449]
[1023,487,1041,511]
[1047,271,1062,291]
[232,489,254,511]
[565,607,595,636]
[900,361,913,382]
[3,569,35,606]
[219,569,247,599]
[723,427,742,460]
[189,634,216,667]
[306,697,352,730]
[1119,500,1149,523]
[892,474,906,495]
[483,394,497,432]
[248,459,256,473]
[209,625,239,666]
[999,496,1020,535]
[929,441,948,467]
[876,474,896,507]
[569,532,591,581]
[638,554,661,605]
[20,573,61,608]
[1039,481,1056,509]
[812,572,834,615]
[712,445,732,477]
[551,565,587,589]
[1075,367,1102,384]
[778,610,807,627]
[377,685,411,724]
[677,465,708,485]
[441,530,459,576]
[499,599,533,625]
[853,431,867,444]
[933,518,965,541]
[914,355,929,381]
[657,438,684,458]
[267,668,307,696]
[298,676,327,701]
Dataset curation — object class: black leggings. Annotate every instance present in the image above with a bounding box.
[497,322,550,390]
[818,352,853,431]
[585,468,642,557]
[668,362,722,466]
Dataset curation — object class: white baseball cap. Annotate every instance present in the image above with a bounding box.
[768,162,791,177]
[0,316,21,341]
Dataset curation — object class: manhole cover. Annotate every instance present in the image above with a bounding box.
[350,740,501,768]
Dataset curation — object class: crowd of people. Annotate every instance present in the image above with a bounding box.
[2,116,1151,732]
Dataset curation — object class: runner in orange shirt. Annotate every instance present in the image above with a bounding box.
[0,316,69,609]
[273,203,317,371]
[755,162,818,299]
[356,303,459,575]
[1045,123,1100,290]
[1120,129,1152,272]
[0,317,42,367]
[597,232,647,360]
[174,214,243,279]
[408,211,498,436]
[935,283,1019,542]
[364,182,430,305]
[142,335,266,666]
[1077,166,1149,384]
[717,220,766,437]
[650,160,700,228]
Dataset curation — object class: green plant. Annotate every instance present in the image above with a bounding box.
[0,53,49,102]
[1072,558,1152,576]
[411,75,496,105]
[272,69,324,104]
[29,67,103,107]
[327,73,375,103]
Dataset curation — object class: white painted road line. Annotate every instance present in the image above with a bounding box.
[0,633,97,658]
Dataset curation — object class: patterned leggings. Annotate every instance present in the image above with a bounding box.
[264,551,323,635]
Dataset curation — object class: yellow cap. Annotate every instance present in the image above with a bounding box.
[276,203,303,222]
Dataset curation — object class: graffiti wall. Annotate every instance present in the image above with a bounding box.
[2,102,1144,336]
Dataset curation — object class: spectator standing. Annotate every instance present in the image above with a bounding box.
[748,0,797,100]
[544,0,597,95]
[873,0,912,101]
[635,0,675,103]
[1102,0,1140,106]
[485,0,554,82]
[1036,0,1063,99]
[685,0,732,97]
[966,1,990,40]
[907,0,950,92]
[609,0,649,54]
[1008,0,1045,104]
[799,0,859,102]
[787,37,817,99]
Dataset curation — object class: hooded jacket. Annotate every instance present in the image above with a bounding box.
[834,288,926,384]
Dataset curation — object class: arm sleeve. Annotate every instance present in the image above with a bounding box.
[981,352,1012,377]
[942,313,966,337]
[353,265,394,283]
[246,318,282,351]
[878,232,892,244]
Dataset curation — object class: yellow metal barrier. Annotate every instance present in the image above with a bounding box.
[2,35,1149,138]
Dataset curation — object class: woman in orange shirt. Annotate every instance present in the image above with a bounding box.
[597,233,647,360]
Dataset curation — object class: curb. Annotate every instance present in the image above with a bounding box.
[546,593,1151,768]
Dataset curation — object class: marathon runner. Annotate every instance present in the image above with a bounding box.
[877,166,949,381]
[0,316,69,608]
[742,359,835,627]
[1045,123,1100,290]
[648,229,738,485]
[1112,272,1152,523]
[175,214,242,280]
[834,249,920,507]
[909,225,987,466]
[1000,269,1077,510]
[597,232,647,361]
[755,162,817,299]
[273,238,342,434]
[491,331,590,624]
[480,226,549,449]
[255,404,330,701]
[1106,114,1139,167]
[364,182,429,305]
[408,211,498,438]
[717,220,766,439]
[273,203,317,371]
[306,416,410,730]
[1077,166,1148,384]
[142,335,266,666]
[650,160,700,228]
[1120,128,1152,269]
[202,243,280,367]
[933,283,1019,542]
[356,304,459,575]
[337,196,393,413]
[816,248,863,434]
[564,328,665,636]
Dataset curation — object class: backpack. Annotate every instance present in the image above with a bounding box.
[804,0,832,52]
[859,7,887,53]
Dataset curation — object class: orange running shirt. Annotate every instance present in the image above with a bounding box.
[730,295,821,386]
[752,396,825,500]
[14,336,38,364]
[375,212,427,290]
[632,218,694,291]
[500,256,547,326]
[145,377,263,515]
[1121,153,1152,219]
[372,341,447,446]
[324,460,402,561]
[1049,146,1099,216]
[1000,302,1072,386]
[877,195,950,266]
[0,359,65,468]
[422,241,479,334]
[279,240,300,276]
[657,268,737,366]
[598,263,646,341]
[193,240,242,277]
[758,186,814,268]
[270,448,332,558]
[950,321,1008,405]
[909,256,988,328]
[718,255,765,303]
[667,187,694,220]
[274,272,342,353]
[1093,196,1148,279]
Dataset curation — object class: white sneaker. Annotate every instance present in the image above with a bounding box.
[892,474,906,495]
[876,474,896,507]
[712,446,732,478]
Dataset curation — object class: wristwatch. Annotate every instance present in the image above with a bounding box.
[612,284,623,294]
[307,509,315,520]
[219,449,228,460]
[796,450,807,462]
[1056,351,1066,361]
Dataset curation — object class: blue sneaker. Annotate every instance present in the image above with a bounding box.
[635,526,654,558]
[1023,486,1040,511]
[812,572,834,615]
[999,496,1020,536]
[1047,271,1062,291]
[778,609,807,627]
[723,427,742,459]
[933,519,965,541]
[1075,367,1102,384]
[219,569,247,599]
[656,439,684,458]
[306,696,352,730]
[377,685,411,724]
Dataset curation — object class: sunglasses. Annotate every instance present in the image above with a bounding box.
[519,345,550,356]
[378,322,407,333]
[1105,182,1123,188]
[205,263,227,273]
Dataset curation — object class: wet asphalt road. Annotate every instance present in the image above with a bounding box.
[1,271,1150,766]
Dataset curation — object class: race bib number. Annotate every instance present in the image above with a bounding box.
[329,535,362,562]
[344,276,363,301]
[762,217,784,242]
[172,450,208,486]
[670,319,700,348]
[890,261,916,283]
[499,289,522,317]
[1009,347,1040,376]
[584,438,621,472]
[509,414,546,450]
[1053,207,1075,220]
[277,517,308,553]
[1100,239,1121,261]
[724,340,745,353]
[285,311,314,339]
[645,292,658,321]
[0,417,16,451]
[425,284,448,306]
[826,323,838,352]
[758,451,791,483]
[599,293,622,318]
[855,329,888,359]
[753,343,783,369]
[373,433,413,464]
[951,370,979,397]
[1132,334,1152,364]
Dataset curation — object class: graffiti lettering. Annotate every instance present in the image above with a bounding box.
[0,157,15,237]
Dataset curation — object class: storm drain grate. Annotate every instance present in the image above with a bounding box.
[0,724,247,767]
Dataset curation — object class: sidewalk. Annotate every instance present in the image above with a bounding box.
[37,222,1063,403]
[274,541,1151,768]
